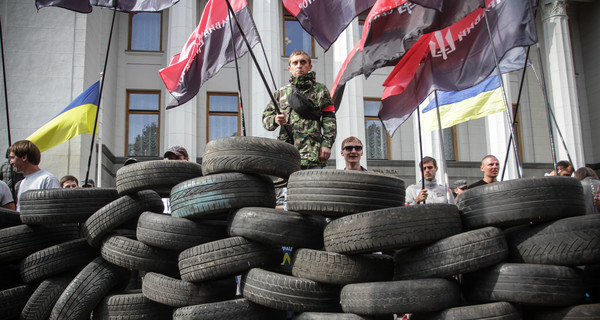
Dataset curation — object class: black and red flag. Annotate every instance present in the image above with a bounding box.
[330,0,482,108]
[36,0,179,13]
[379,0,537,136]
[282,0,377,51]
[159,0,260,108]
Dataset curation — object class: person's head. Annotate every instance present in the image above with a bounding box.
[557,160,574,176]
[60,175,79,188]
[288,50,312,78]
[574,167,599,181]
[8,140,41,173]
[82,179,95,188]
[340,136,363,168]
[418,156,438,181]
[480,155,499,180]
[164,146,189,161]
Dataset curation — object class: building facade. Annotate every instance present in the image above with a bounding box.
[1,0,598,187]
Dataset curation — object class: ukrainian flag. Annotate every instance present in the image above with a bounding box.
[421,76,506,132]
[27,81,100,152]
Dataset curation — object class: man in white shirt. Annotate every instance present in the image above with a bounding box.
[8,140,60,211]
[405,156,454,205]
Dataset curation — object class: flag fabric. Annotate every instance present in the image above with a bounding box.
[282,0,377,51]
[330,0,483,108]
[421,75,505,131]
[379,0,537,136]
[36,0,179,13]
[159,0,260,108]
[27,81,100,152]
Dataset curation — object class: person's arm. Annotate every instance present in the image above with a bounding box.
[414,189,428,204]
[262,89,283,131]
[317,85,336,161]
[2,202,16,210]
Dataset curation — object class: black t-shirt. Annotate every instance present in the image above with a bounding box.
[468,179,488,189]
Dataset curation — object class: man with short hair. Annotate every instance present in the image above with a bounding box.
[164,146,189,161]
[8,140,60,210]
[546,160,574,177]
[468,155,500,189]
[340,136,366,171]
[60,175,79,188]
[263,50,336,169]
[453,179,468,197]
[405,156,454,205]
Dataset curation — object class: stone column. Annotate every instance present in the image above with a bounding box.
[332,24,366,169]
[250,0,282,139]
[541,0,585,168]
[163,0,198,160]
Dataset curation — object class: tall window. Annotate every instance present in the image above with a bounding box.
[129,12,162,51]
[207,93,240,142]
[283,10,314,57]
[126,91,160,157]
[364,98,390,159]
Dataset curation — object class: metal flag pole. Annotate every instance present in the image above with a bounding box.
[227,5,247,136]
[434,90,451,202]
[416,105,426,203]
[501,46,531,181]
[224,0,293,138]
[0,17,11,147]
[84,8,117,186]
[483,8,524,179]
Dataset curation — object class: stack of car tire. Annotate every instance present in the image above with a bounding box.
[0,136,597,319]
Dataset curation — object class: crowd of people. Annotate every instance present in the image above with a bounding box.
[1,50,599,215]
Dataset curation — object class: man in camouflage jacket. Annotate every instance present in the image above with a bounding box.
[263,50,336,169]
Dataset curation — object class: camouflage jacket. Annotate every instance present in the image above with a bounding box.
[263,72,337,167]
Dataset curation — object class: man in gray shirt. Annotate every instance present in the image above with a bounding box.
[405,156,454,205]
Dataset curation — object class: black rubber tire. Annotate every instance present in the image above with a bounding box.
[504,214,600,266]
[116,160,203,197]
[524,303,600,320]
[19,188,119,225]
[0,263,24,291]
[584,264,600,303]
[456,177,585,229]
[170,172,275,219]
[393,227,508,280]
[291,249,393,285]
[21,274,74,320]
[413,302,522,320]
[92,290,173,320]
[287,169,405,217]
[101,234,179,275]
[50,257,129,320]
[241,268,340,313]
[0,206,21,229]
[462,263,586,307]
[172,298,283,320]
[141,272,236,307]
[293,313,375,320]
[340,278,460,315]
[178,236,281,282]
[20,238,98,284]
[201,136,301,179]
[0,224,81,264]
[83,190,164,248]
[229,207,326,249]
[137,211,228,251]
[323,204,462,254]
[0,285,35,320]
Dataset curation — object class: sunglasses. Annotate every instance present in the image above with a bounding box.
[343,146,363,151]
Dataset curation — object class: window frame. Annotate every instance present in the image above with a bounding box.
[282,9,315,58]
[125,90,161,157]
[128,11,163,52]
[206,92,241,143]
[364,98,391,160]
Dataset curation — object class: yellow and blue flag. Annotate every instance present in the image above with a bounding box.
[421,75,506,132]
[27,81,100,152]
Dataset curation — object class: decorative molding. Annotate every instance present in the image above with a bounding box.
[542,0,567,20]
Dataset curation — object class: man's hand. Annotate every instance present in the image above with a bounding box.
[319,147,331,161]
[416,189,428,204]
[275,113,287,126]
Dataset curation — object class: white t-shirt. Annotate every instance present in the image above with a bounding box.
[0,180,14,207]
[17,169,60,211]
